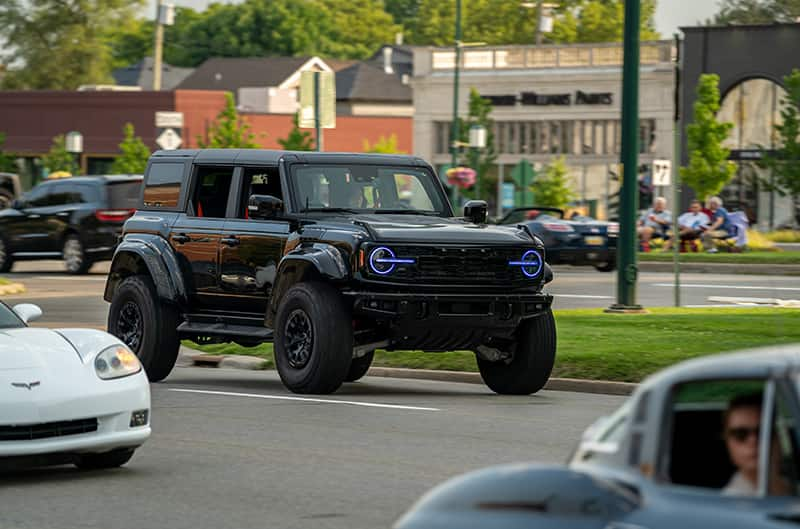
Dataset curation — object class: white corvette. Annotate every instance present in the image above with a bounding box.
[0,301,150,470]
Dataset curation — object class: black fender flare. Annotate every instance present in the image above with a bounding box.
[265,243,349,328]
[103,235,188,307]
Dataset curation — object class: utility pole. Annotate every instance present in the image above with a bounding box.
[672,32,682,308]
[534,0,544,45]
[607,0,643,312]
[152,2,174,91]
[314,71,323,152]
[450,0,463,172]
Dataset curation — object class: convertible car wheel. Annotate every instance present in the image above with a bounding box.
[75,448,135,470]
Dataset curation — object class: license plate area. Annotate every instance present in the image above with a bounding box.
[584,236,605,246]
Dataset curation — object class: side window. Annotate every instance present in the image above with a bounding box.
[190,166,234,219]
[76,184,100,203]
[143,162,184,209]
[392,172,435,210]
[769,390,800,496]
[240,167,282,218]
[24,184,51,207]
[47,182,74,206]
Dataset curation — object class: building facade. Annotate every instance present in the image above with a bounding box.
[412,41,675,218]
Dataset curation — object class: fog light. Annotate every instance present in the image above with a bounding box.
[130,409,149,427]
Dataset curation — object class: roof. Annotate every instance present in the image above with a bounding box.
[44,175,143,184]
[151,148,426,167]
[112,57,194,91]
[176,56,317,92]
[335,62,411,103]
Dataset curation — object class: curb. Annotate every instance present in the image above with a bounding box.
[180,349,636,396]
[0,282,26,295]
[637,262,800,276]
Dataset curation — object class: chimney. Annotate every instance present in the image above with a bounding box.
[383,47,394,75]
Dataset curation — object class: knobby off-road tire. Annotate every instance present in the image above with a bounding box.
[75,448,135,470]
[107,275,181,382]
[477,309,557,395]
[63,234,93,275]
[274,282,353,394]
[345,350,374,382]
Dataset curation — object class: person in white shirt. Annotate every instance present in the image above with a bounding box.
[663,200,709,251]
[637,196,672,252]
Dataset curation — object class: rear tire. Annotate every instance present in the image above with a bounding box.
[345,350,374,382]
[274,282,353,394]
[0,236,13,273]
[477,309,556,395]
[63,234,92,274]
[107,275,181,382]
[594,260,616,272]
[75,448,135,470]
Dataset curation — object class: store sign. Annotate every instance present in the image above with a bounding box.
[484,91,613,107]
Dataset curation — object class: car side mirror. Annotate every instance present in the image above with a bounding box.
[463,200,488,224]
[248,194,283,219]
[12,303,42,323]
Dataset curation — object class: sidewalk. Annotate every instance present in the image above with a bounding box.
[637,261,800,276]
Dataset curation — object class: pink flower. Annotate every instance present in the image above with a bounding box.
[446,167,476,190]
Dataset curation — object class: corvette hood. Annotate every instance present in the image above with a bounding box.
[352,215,535,245]
[0,328,81,370]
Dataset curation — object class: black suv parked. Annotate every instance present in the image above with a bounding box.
[0,175,142,274]
[104,150,555,395]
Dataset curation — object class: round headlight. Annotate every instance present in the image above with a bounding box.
[95,345,142,380]
[509,249,543,278]
[368,246,400,275]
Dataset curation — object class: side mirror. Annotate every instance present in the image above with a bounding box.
[248,194,283,220]
[13,303,42,323]
[463,200,488,224]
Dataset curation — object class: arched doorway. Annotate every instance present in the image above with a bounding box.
[717,78,788,228]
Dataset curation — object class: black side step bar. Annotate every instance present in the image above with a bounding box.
[177,321,274,340]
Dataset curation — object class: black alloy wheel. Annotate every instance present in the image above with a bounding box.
[116,301,144,353]
[284,309,314,369]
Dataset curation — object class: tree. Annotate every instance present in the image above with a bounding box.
[531,156,576,209]
[458,88,497,198]
[278,114,314,151]
[42,135,79,175]
[713,0,800,24]
[363,134,405,154]
[762,69,800,226]
[680,74,737,201]
[197,93,260,149]
[0,0,144,89]
[111,123,151,174]
[0,133,17,173]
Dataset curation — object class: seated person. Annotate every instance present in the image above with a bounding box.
[663,200,709,251]
[637,197,671,252]
[338,185,366,209]
[701,196,735,253]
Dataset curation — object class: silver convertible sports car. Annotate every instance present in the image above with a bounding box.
[0,301,150,470]
[396,346,800,529]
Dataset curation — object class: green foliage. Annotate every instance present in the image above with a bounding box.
[42,135,79,175]
[0,0,143,89]
[0,133,17,173]
[363,134,405,154]
[107,18,154,70]
[197,93,260,149]
[681,74,737,201]
[762,70,800,207]
[384,0,420,28]
[458,87,497,182]
[111,123,151,174]
[712,0,800,24]
[278,114,314,151]
[531,156,576,209]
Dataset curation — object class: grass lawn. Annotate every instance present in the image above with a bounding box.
[185,307,800,383]
[638,251,800,265]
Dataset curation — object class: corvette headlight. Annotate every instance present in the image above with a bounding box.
[95,345,142,380]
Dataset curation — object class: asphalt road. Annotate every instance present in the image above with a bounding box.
[2,261,798,328]
[0,368,626,529]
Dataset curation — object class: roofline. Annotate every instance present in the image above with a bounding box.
[680,22,800,33]
[278,56,334,89]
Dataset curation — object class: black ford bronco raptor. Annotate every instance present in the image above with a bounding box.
[104,149,555,394]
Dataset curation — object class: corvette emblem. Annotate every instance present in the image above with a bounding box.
[11,381,40,390]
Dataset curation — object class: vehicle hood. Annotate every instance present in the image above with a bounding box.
[350,214,536,245]
[0,328,82,370]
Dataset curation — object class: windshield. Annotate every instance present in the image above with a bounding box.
[0,302,24,329]
[290,164,448,215]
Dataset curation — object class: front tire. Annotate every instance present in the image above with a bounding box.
[75,448,135,470]
[477,309,556,395]
[63,234,92,274]
[345,350,374,382]
[107,275,181,382]
[274,282,353,394]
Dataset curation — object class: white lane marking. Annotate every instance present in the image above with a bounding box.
[652,283,800,292]
[554,294,614,299]
[169,388,441,412]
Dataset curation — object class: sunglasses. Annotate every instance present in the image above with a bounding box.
[726,426,761,443]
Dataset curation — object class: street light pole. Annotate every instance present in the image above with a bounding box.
[534,0,544,45]
[607,0,643,312]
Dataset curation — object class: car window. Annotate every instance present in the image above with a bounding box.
[769,389,800,496]
[107,181,141,209]
[75,183,101,203]
[23,183,51,207]
[189,166,234,219]
[143,162,184,209]
[0,303,24,329]
[240,167,282,218]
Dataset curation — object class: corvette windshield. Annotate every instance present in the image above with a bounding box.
[0,303,24,329]
[290,164,447,215]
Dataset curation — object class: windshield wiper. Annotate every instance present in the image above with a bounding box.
[373,209,441,216]
[301,207,360,213]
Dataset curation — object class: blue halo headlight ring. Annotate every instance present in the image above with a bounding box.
[508,250,543,278]
[368,246,416,275]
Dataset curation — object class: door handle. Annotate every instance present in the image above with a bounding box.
[56,212,69,217]
[173,234,191,244]
[221,237,240,247]
[27,214,41,219]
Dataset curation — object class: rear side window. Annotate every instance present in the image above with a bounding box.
[143,163,184,209]
[107,181,142,209]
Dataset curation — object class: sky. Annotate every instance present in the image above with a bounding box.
[143,0,723,37]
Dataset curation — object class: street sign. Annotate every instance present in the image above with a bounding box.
[299,71,336,129]
[156,128,182,150]
[652,159,671,186]
[502,183,515,209]
[155,111,184,128]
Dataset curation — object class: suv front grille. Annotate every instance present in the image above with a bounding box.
[0,418,98,441]
[374,245,541,285]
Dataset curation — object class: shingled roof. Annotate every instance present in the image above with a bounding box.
[335,62,411,103]
[176,56,319,92]
[112,57,194,90]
